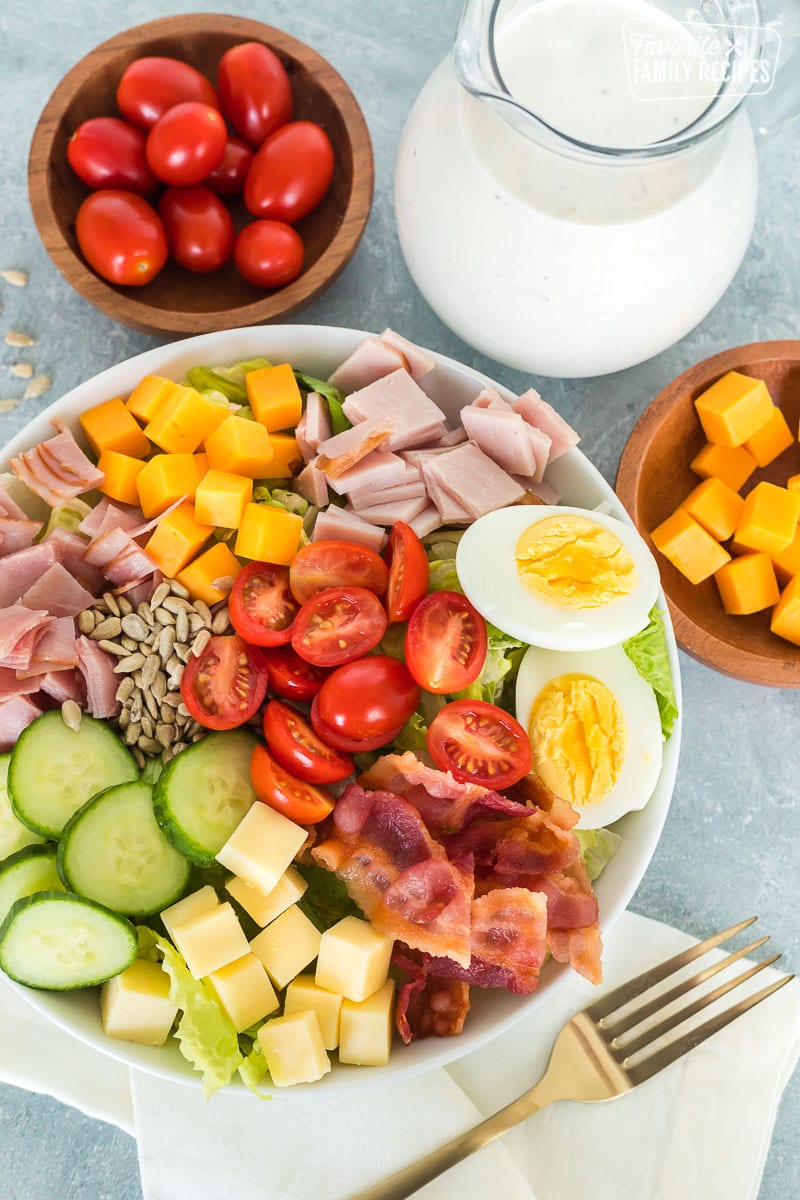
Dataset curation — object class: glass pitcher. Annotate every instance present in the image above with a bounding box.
[395,0,799,378]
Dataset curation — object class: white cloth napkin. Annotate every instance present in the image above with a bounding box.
[1,911,799,1200]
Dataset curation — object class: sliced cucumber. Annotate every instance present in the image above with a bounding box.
[0,891,137,990]
[153,730,258,864]
[0,846,65,926]
[58,781,191,917]
[9,711,138,839]
[0,754,45,858]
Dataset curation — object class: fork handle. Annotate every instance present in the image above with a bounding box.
[349,1084,550,1200]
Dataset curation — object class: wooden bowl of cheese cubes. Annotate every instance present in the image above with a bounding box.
[616,340,800,687]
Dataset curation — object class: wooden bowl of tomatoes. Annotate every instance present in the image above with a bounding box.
[28,14,374,337]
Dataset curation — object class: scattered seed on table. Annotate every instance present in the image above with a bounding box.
[4,330,35,347]
[9,363,33,379]
[61,700,82,732]
[0,399,20,413]
[22,374,50,400]
[1,269,27,287]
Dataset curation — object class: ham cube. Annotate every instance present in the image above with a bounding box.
[460,405,538,476]
[0,695,42,752]
[348,494,429,526]
[0,517,44,557]
[21,563,96,619]
[472,386,508,410]
[324,451,418,497]
[312,507,386,552]
[513,389,580,461]
[328,338,407,393]
[342,370,447,451]
[421,458,475,523]
[348,480,427,510]
[407,504,443,538]
[316,415,395,477]
[305,393,332,451]
[376,330,436,380]
[296,462,329,508]
[422,443,524,520]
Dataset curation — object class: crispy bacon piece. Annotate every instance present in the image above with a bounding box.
[548,922,603,985]
[393,950,470,1044]
[445,808,580,879]
[521,859,599,931]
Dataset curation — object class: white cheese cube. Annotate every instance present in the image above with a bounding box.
[100,960,177,1047]
[258,1010,331,1087]
[216,803,306,896]
[225,866,307,928]
[172,902,249,979]
[339,980,395,1067]
[250,904,321,990]
[207,952,280,1033]
[284,974,343,1050]
[160,885,218,943]
[315,916,393,1002]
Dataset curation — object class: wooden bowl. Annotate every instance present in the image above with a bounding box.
[616,341,800,688]
[27,14,374,337]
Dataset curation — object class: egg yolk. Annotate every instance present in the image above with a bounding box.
[528,673,626,807]
[515,515,637,609]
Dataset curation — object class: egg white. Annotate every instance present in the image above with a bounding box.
[515,644,664,830]
[455,505,660,652]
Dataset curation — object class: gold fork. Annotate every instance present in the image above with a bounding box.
[352,917,793,1200]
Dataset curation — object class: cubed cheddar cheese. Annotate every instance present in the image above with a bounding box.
[690,442,757,493]
[216,802,307,896]
[694,371,775,447]
[225,866,307,928]
[205,416,275,477]
[194,469,253,529]
[80,397,151,459]
[100,959,178,1047]
[145,501,213,577]
[194,452,209,480]
[788,474,800,494]
[260,434,303,480]
[734,481,800,556]
[175,541,242,605]
[126,375,177,423]
[206,952,279,1033]
[681,477,743,541]
[650,509,730,584]
[144,385,229,454]
[284,975,343,1051]
[250,905,322,990]
[714,552,780,615]
[247,364,303,432]
[338,980,395,1067]
[234,503,303,564]
[97,450,146,506]
[257,1009,331,1087]
[743,405,794,467]
[771,575,800,646]
[136,453,202,518]
[773,527,800,585]
[160,885,219,943]
[169,901,250,979]
[315,916,393,1003]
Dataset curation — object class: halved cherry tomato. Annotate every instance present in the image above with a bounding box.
[75,191,167,286]
[229,562,299,647]
[316,656,420,742]
[384,522,429,623]
[263,699,353,783]
[233,220,304,289]
[67,117,158,196]
[217,42,293,147]
[310,696,403,754]
[291,586,387,667]
[180,634,267,730]
[289,541,388,605]
[117,57,220,131]
[158,185,234,273]
[206,135,253,197]
[250,744,333,824]
[426,699,532,789]
[244,121,334,223]
[405,591,487,694]
[262,646,329,701]
[146,102,227,186]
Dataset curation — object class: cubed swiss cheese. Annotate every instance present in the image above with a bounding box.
[100,960,178,1047]
[160,885,219,943]
[225,866,308,928]
[207,953,280,1033]
[315,916,393,1003]
[284,974,343,1050]
[258,1009,331,1087]
[172,902,249,979]
[216,803,307,896]
[250,904,321,990]
[339,980,396,1067]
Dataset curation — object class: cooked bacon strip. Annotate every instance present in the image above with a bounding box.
[548,922,602,985]
[393,950,470,1044]
[75,636,119,719]
[0,695,42,752]
[444,809,580,879]
[522,859,599,931]
[21,563,95,619]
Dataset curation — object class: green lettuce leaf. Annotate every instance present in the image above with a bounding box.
[237,1038,271,1098]
[186,359,273,404]
[575,828,622,882]
[454,623,526,709]
[294,373,351,435]
[296,863,363,932]
[43,498,92,538]
[428,559,462,594]
[622,607,678,739]
[391,711,429,754]
[135,925,162,963]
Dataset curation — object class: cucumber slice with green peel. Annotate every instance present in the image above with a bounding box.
[0,754,45,859]
[153,730,259,864]
[0,891,137,990]
[57,781,191,916]
[0,846,65,926]
[9,711,138,839]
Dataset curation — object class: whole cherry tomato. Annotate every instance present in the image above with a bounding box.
[217,42,293,147]
[158,185,234,273]
[146,102,227,186]
[233,221,304,289]
[116,57,219,130]
[206,135,253,197]
[75,190,167,286]
[315,656,420,743]
[244,121,334,223]
[67,117,158,196]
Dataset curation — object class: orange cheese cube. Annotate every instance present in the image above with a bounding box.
[733,482,800,556]
[773,527,800,585]
[136,454,201,519]
[694,372,775,448]
[195,470,253,529]
[690,442,757,492]
[126,375,177,424]
[259,434,303,480]
[742,405,793,467]
[771,575,800,646]
[97,450,147,506]
[176,542,242,604]
[144,386,229,454]
[205,416,275,478]
[234,503,303,564]
[145,502,213,577]
[681,477,743,542]
[194,452,209,481]
[787,474,800,494]
[247,364,303,432]
[650,509,730,584]
[80,397,152,459]
[714,552,779,615]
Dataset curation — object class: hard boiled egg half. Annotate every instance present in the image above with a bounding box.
[515,644,663,829]
[456,506,660,651]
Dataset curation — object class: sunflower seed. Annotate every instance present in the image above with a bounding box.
[137,601,155,624]
[1,270,27,287]
[118,708,131,731]
[124,722,142,745]
[194,600,212,625]
[177,702,190,719]
[141,652,159,687]
[130,700,142,724]
[98,639,128,658]
[174,641,190,664]
[166,653,182,676]
[115,677,135,704]
[133,748,146,769]
[78,610,96,634]
[117,595,133,616]
[133,669,144,689]
[169,664,184,687]
[211,610,230,635]
[92,616,122,640]
[120,614,147,640]
[172,741,188,757]
[150,582,170,611]
[169,580,190,599]
[175,608,189,644]
[4,330,35,347]
[0,399,20,413]
[121,636,138,652]
[157,625,176,661]
[23,375,51,400]
[163,596,191,614]
[9,363,33,379]
[160,705,175,724]
[140,714,154,739]
[138,736,163,755]
[155,606,175,625]
[61,700,82,732]
[144,689,159,721]
[191,629,211,658]
[187,612,206,634]
[156,723,174,747]
[103,592,120,617]
[114,653,145,674]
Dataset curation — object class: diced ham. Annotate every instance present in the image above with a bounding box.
[0,542,63,608]
[0,695,42,751]
[348,494,429,526]
[472,386,507,410]
[37,669,86,706]
[324,450,417,497]
[401,447,454,473]
[295,408,313,461]
[79,498,141,539]
[461,405,539,476]
[0,517,44,556]
[514,478,561,506]
[75,636,119,719]
[421,442,524,520]
[513,389,580,460]
[312,506,387,552]
[434,427,468,447]
[0,607,52,669]
[0,667,39,697]
[304,392,332,452]
[377,329,436,380]
[328,338,408,393]
[83,526,133,567]
[296,462,329,508]
[16,616,79,678]
[103,541,159,587]
[408,504,442,538]
[343,370,448,451]
[44,528,103,595]
[421,456,484,524]
[316,415,396,478]
[0,486,27,520]
[10,429,104,506]
[21,563,95,619]
[348,480,427,510]
[116,574,160,607]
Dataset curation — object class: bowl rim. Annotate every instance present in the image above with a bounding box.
[616,338,800,689]
[27,13,375,337]
[0,323,682,1096]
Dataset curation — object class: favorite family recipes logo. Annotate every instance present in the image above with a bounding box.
[623,19,780,101]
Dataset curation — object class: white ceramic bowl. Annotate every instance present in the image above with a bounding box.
[0,325,682,1097]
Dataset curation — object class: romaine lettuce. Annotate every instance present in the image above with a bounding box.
[43,498,92,538]
[296,863,363,931]
[622,607,679,739]
[575,827,622,881]
[238,1038,271,1098]
[293,373,351,434]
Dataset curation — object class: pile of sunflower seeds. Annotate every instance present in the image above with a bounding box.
[77,577,231,767]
